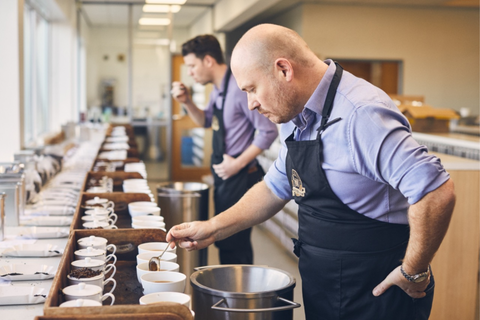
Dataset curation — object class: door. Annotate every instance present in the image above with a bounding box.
[171,54,213,181]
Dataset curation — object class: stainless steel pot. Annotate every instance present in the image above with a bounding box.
[190,265,300,320]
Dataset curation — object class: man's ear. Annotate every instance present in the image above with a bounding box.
[203,55,215,68]
[274,58,293,82]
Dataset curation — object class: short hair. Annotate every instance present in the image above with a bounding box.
[181,35,225,64]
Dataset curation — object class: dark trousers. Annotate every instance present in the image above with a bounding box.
[213,165,264,264]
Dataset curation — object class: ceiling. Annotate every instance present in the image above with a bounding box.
[79,0,478,30]
[80,0,217,28]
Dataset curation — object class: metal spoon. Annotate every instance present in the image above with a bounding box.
[148,241,173,271]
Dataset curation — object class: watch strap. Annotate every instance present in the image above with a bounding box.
[400,264,430,282]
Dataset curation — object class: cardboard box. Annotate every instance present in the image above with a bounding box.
[398,104,459,133]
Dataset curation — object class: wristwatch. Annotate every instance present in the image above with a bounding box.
[400,264,430,283]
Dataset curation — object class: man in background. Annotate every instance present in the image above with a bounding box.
[171,34,278,264]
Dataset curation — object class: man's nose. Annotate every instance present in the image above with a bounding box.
[248,99,260,111]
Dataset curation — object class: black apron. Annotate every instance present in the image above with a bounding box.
[286,63,435,320]
[211,68,264,264]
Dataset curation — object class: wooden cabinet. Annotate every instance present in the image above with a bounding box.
[429,152,480,320]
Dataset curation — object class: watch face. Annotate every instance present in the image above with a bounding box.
[413,274,428,283]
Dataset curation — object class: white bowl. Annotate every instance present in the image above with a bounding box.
[141,272,186,295]
[128,201,157,208]
[140,292,190,307]
[129,206,160,217]
[136,251,177,265]
[138,242,176,254]
[132,221,166,229]
[132,215,164,224]
[136,261,180,283]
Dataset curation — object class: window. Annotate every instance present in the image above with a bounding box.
[23,3,49,145]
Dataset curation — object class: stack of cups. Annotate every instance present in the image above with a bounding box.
[61,236,117,307]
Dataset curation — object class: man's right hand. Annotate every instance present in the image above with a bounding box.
[166,220,216,251]
[171,81,190,104]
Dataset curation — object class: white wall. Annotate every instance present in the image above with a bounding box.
[87,26,177,118]
[268,4,303,36]
[87,27,129,109]
[302,4,479,114]
[0,0,23,161]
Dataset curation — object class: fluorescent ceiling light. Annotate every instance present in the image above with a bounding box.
[143,5,182,13]
[145,0,187,4]
[139,18,171,25]
[135,39,170,46]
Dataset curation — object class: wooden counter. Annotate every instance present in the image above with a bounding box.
[429,152,480,320]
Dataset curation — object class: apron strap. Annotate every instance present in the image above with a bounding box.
[317,62,344,135]
[219,67,232,110]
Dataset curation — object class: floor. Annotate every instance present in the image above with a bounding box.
[144,159,306,320]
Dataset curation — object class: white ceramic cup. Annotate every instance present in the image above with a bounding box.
[136,261,180,283]
[139,292,191,308]
[63,283,115,305]
[83,220,118,230]
[128,206,161,217]
[67,273,117,295]
[136,251,177,265]
[82,213,118,224]
[77,236,117,255]
[138,242,177,254]
[86,187,108,193]
[141,272,186,295]
[59,299,102,307]
[71,258,117,279]
[84,207,114,216]
[74,247,117,264]
[85,197,114,209]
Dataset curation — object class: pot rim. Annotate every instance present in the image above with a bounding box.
[190,265,296,298]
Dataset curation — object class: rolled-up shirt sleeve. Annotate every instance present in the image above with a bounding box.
[349,103,450,205]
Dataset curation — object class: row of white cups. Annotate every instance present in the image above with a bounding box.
[81,196,165,230]
[60,236,190,309]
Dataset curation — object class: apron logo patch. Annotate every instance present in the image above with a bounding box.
[212,116,220,131]
[292,169,305,197]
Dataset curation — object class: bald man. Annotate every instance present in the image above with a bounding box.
[167,24,455,319]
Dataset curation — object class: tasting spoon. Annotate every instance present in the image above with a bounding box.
[148,241,173,271]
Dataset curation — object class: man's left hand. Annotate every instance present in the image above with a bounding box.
[372,266,430,299]
[212,154,242,180]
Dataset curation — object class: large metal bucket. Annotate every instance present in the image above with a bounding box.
[157,182,210,293]
[191,265,300,320]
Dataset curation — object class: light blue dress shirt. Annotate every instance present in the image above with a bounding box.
[264,60,450,224]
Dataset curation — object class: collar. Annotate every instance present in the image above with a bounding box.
[292,59,337,130]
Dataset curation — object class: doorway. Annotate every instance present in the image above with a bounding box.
[333,59,402,94]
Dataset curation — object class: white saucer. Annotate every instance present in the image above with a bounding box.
[1,244,63,257]
[18,227,70,239]
[21,216,73,226]
[0,286,46,305]
[0,264,56,280]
